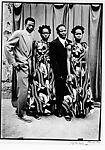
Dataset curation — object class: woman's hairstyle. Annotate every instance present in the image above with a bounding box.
[25,17,35,25]
[38,25,51,34]
[71,25,85,34]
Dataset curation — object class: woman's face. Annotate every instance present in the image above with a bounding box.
[74,29,83,41]
[41,28,50,41]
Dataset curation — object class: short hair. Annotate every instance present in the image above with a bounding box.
[56,24,66,33]
[25,17,35,25]
[71,25,85,34]
[38,25,51,34]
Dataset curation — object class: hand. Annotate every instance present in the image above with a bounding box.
[13,63,20,71]
[67,74,74,82]
[78,87,82,93]
[66,44,71,50]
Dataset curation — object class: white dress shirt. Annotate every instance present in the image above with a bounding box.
[58,36,66,47]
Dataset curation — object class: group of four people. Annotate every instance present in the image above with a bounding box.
[4,17,94,123]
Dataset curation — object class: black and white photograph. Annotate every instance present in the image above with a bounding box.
[0,0,104,146]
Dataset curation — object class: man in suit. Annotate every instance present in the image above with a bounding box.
[49,24,72,118]
[4,17,35,122]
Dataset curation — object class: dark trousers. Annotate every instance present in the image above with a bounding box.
[55,78,66,111]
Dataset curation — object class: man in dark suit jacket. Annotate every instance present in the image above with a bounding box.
[49,24,72,117]
[4,17,36,122]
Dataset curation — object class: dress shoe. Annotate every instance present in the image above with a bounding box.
[64,115,72,121]
[56,113,63,117]
[18,114,32,123]
[26,110,41,120]
[54,110,63,117]
[33,114,41,120]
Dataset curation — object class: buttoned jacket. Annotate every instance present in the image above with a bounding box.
[49,37,72,80]
[4,29,35,72]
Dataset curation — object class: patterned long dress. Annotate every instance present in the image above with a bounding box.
[70,42,94,118]
[27,40,55,115]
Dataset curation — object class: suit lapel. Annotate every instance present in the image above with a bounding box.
[56,37,72,49]
[22,30,32,53]
[56,37,65,48]
[56,38,67,58]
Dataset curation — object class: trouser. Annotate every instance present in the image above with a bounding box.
[16,69,29,116]
[55,78,66,111]
[11,67,17,107]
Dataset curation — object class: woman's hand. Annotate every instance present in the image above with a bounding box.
[67,74,74,82]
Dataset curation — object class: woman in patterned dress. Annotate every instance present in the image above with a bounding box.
[67,25,94,118]
[27,25,55,119]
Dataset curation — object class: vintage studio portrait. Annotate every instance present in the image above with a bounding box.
[1,2,102,141]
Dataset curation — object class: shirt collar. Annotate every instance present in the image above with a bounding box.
[24,29,32,36]
[58,36,66,47]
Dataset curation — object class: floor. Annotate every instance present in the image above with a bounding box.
[1,98,101,140]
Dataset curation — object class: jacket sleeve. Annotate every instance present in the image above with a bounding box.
[4,31,19,66]
[49,42,62,79]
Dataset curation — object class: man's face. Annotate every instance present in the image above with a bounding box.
[58,26,67,39]
[26,20,35,33]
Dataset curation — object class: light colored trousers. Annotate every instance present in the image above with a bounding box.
[16,69,29,116]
